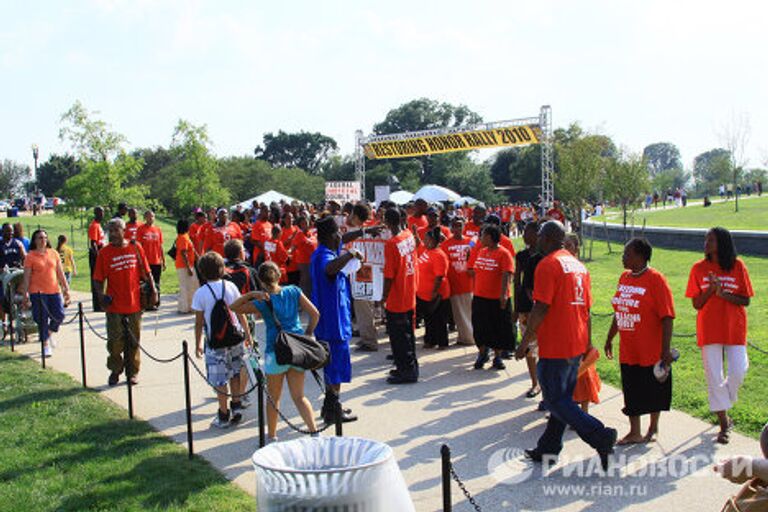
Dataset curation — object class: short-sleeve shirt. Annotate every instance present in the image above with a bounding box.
[124,221,142,241]
[383,230,417,313]
[280,226,299,272]
[611,268,676,366]
[416,247,450,301]
[499,235,517,258]
[88,220,105,249]
[441,237,473,296]
[174,234,195,269]
[252,285,304,352]
[471,246,513,299]
[204,222,242,256]
[515,248,534,313]
[407,215,428,232]
[136,224,164,265]
[0,239,24,268]
[685,258,753,346]
[191,279,243,340]
[534,249,592,359]
[292,230,317,265]
[59,245,75,273]
[24,249,60,294]
[310,244,352,342]
[463,221,483,239]
[93,243,151,314]
[250,220,273,259]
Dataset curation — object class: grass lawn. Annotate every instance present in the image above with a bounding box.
[0,351,254,511]
[579,239,768,439]
[11,212,181,295]
[594,194,768,231]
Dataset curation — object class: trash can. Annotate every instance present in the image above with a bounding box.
[252,437,415,511]
[8,207,18,218]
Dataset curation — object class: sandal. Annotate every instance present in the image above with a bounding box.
[526,387,541,398]
[716,430,730,444]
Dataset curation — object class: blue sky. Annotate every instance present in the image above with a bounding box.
[1,0,766,172]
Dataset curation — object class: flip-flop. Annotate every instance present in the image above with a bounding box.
[716,430,730,444]
[526,387,541,398]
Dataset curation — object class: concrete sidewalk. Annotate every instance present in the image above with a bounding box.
[11,291,758,511]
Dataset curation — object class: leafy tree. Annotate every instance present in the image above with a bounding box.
[743,168,767,187]
[171,120,230,214]
[604,152,650,228]
[35,154,81,197]
[0,160,31,198]
[321,155,356,182]
[555,135,609,225]
[642,142,682,176]
[270,167,325,203]
[446,160,501,204]
[59,101,127,162]
[652,167,690,194]
[373,98,482,135]
[131,146,179,184]
[693,148,731,195]
[254,130,338,175]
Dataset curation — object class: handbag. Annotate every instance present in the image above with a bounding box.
[265,298,329,371]
[721,478,768,512]
[167,242,177,260]
[132,242,158,311]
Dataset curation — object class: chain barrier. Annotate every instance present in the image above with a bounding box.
[449,462,482,512]
[749,341,768,355]
[121,319,185,364]
[186,353,261,399]
[82,313,109,341]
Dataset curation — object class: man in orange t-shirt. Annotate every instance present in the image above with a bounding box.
[441,217,475,346]
[136,210,164,309]
[463,205,486,239]
[250,207,273,266]
[88,206,107,312]
[382,207,418,384]
[515,220,617,468]
[124,208,142,241]
[189,210,207,256]
[94,218,156,387]
[204,209,243,257]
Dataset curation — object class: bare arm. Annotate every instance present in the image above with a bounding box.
[716,288,751,306]
[21,267,31,308]
[55,254,70,304]
[382,277,393,305]
[299,292,319,335]
[661,316,673,364]
[515,301,549,359]
[325,252,357,277]
[604,316,619,359]
[431,276,444,301]
[499,271,511,309]
[194,311,205,357]
[230,290,268,315]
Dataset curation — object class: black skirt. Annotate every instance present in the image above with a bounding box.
[620,363,672,416]
[471,296,516,350]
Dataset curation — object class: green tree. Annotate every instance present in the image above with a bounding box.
[254,130,338,175]
[35,154,81,197]
[0,160,31,198]
[446,160,501,204]
[604,152,650,228]
[171,120,230,213]
[693,148,731,195]
[652,167,689,194]
[321,155,356,182]
[59,101,127,162]
[555,135,609,225]
[642,142,682,176]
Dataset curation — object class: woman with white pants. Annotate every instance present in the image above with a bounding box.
[686,227,753,444]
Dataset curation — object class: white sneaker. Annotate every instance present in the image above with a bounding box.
[48,335,56,348]
[43,345,52,358]
[210,413,231,429]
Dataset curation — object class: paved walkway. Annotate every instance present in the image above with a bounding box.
[11,291,758,511]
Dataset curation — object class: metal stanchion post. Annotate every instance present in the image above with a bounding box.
[9,308,14,352]
[123,318,134,419]
[335,400,343,437]
[39,306,46,369]
[78,302,87,387]
[257,369,266,448]
[182,340,194,459]
[441,444,452,512]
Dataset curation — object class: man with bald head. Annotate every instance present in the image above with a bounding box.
[516,220,617,470]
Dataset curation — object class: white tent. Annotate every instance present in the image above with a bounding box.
[413,185,461,203]
[233,190,296,210]
[389,190,415,205]
[455,196,482,206]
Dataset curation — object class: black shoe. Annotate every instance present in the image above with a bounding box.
[323,405,358,424]
[500,350,514,360]
[386,374,418,384]
[473,350,490,369]
[351,329,361,337]
[598,428,618,471]
[389,369,399,376]
[230,411,243,426]
[491,356,506,370]
[355,344,378,352]
[423,343,436,349]
[524,449,558,464]
[385,354,394,361]
[231,400,248,411]
[108,372,119,386]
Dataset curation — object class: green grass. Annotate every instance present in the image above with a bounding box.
[13,212,180,295]
[593,194,768,231]
[0,351,254,511]
[580,239,768,439]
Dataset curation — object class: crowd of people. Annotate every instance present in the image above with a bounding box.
[80,197,754,464]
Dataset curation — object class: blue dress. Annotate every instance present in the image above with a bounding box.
[253,285,305,375]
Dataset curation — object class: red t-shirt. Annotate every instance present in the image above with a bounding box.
[441,237,474,296]
[124,221,142,241]
[534,249,592,359]
[463,221,483,239]
[280,226,299,272]
[250,220,273,260]
[499,235,516,258]
[470,246,513,299]
[136,224,164,265]
[416,247,450,301]
[501,207,512,223]
[88,220,105,248]
[407,215,428,232]
[292,230,317,265]
[547,208,566,223]
[417,225,451,243]
[263,238,289,282]
[188,221,206,255]
[383,230,417,313]
[611,268,676,366]
[685,258,753,347]
[93,243,150,314]
[203,223,242,256]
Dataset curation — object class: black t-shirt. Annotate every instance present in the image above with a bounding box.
[515,249,542,313]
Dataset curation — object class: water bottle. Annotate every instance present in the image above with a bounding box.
[653,348,680,383]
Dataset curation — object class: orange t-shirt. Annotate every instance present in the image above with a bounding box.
[136,224,164,265]
[250,220,273,259]
[470,246,513,299]
[189,221,207,254]
[611,268,676,366]
[174,233,196,270]
[547,208,566,223]
[280,225,299,272]
[501,207,512,223]
[407,215,428,232]
[417,225,451,243]
[685,258,753,347]
[463,221,483,239]
[499,234,516,258]
[534,249,592,359]
[204,223,243,256]
[124,221,142,241]
[416,247,450,301]
[440,237,474,296]
[24,249,60,294]
[88,220,105,248]
[93,243,150,314]
[292,230,317,265]
[383,230,417,313]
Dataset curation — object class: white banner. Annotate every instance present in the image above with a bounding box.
[348,236,386,301]
[374,185,390,205]
[326,181,362,203]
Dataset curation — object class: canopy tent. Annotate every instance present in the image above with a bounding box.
[389,190,415,205]
[233,190,296,210]
[413,185,461,203]
[454,196,482,206]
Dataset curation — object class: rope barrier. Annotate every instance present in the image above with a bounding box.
[748,341,768,355]
[82,313,109,340]
[136,343,185,364]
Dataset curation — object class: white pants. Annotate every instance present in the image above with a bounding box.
[450,293,474,345]
[176,268,199,313]
[701,344,749,412]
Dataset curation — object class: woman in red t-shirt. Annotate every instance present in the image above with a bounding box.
[686,227,753,444]
[441,217,475,346]
[468,224,514,370]
[605,238,675,445]
[416,227,450,349]
[292,215,317,298]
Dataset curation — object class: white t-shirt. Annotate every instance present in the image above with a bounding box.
[191,279,243,339]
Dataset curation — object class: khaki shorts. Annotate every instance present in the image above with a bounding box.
[518,312,538,358]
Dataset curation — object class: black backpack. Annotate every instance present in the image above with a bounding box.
[224,264,253,294]
[205,282,245,349]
